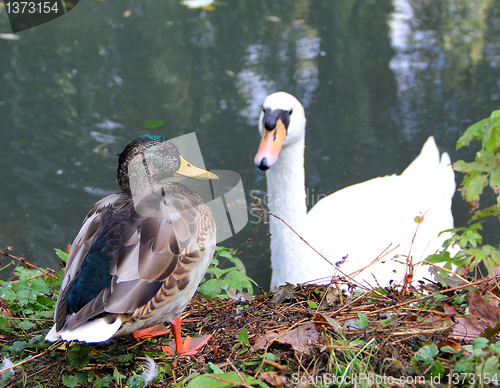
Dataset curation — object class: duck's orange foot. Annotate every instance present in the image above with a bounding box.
[131,324,171,341]
[161,334,212,356]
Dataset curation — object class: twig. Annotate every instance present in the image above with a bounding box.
[239,203,415,290]
[236,203,335,268]
[226,358,253,388]
[263,359,288,370]
[9,272,51,284]
[365,276,493,317]
[206,374,254,388]
[0,249,58,280]
[0,342,60,374]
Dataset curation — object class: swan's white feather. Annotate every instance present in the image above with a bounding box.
[260,92,456,289]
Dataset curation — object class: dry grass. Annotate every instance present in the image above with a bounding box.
[1,270,499,387]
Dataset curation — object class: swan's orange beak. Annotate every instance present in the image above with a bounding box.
[254,118,287,170]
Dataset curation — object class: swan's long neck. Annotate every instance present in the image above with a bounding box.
[266,137,309,288]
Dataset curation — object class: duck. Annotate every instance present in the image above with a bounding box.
[46,135,218,355]
[254,92,456,290]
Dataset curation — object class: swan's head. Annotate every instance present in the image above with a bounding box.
[254,92,306,170]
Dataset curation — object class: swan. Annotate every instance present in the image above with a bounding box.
[254,92,456,289]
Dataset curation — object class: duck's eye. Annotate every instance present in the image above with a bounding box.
[289,109,293,116]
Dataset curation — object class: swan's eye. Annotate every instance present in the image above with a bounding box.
[289,109,293,116]
[262,108,265,114]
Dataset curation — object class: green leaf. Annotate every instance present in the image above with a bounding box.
[126,375,146,388]
[198,279,228,299]
[28,335,47,350]
[68,343,91,369]
[55,248,69,263]
[0,315,10,329]
[472,337,489,350]
[440,346,458,354]
[62,375,80,388]
[9,341,27,354]
[209,267,225,279]
[238,328,250,346]
[186,371,268,388]
[457,118,489,149]
[206,362,224,374]
[483,355,500,373]
[413,344,438,365]
[425,251,452,264]
[484,123,500,151]
[113,368,126,384]
[428,359,444,379]
[144,120,165,129]
[223,271,253,292]
[117,353,134,363]
[471,205,500,221]
[354,312,369,329]
[94,375,113,388]
[307,300,318,309]
[462,173,488,203]
[19,320,35,330]
[216,248,233,259]
[349,339,365,347]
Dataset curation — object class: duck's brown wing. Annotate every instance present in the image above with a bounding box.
[57,183,215,332]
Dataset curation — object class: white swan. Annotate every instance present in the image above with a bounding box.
[254,92,456,289]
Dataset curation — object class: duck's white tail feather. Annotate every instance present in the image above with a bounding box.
[45,316,122,343]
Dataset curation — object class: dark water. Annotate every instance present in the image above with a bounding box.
[0,0,499,289]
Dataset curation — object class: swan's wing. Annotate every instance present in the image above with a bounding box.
[402,137,456,198]
[305,138,456,287]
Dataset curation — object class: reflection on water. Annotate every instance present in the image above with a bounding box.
[237,20,320,124]
[0,0,499,287]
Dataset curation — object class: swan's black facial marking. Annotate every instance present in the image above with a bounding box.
[263,109,290,132]
[258,158,270,171]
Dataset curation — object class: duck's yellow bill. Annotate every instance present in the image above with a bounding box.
[254,118,287,169]
[175,156,219,180]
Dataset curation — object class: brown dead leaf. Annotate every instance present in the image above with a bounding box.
[314,313,342,332]
[450,293,500,341]
[437,339,462,351]
[271,283,297,304]
[469,293,500,322]
[466,199,479,212]
[450,317,484,341]
[489,265,500,278]
[254,322,319,353]
[259,371,286,387]
[443,304,458,316]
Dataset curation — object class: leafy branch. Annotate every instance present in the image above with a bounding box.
[428,110,500,275]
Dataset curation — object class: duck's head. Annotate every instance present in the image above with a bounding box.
[117,135,218,193]
[254,92,306,170]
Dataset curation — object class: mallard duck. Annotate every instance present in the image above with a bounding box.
[254,92,456,289]
[46,135,218,355]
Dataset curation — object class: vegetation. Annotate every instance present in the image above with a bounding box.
[428,110,500,276]
[1,112,500,387]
